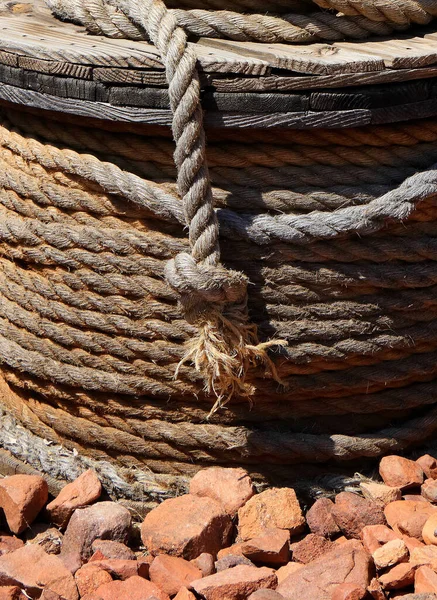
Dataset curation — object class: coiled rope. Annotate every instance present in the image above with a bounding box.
[1,0,437,493]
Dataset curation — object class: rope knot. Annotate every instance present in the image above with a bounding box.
[165,252,248,322]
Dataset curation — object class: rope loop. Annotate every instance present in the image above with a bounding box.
[165,252,247,317]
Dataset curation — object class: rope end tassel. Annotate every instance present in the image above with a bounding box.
[165,253,288,416]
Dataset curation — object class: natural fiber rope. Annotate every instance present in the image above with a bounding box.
[1,0,437,495]
[46,0,410,42]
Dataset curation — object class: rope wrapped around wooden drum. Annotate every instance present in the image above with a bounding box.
[2,0,437,501]
[1,104,437,499]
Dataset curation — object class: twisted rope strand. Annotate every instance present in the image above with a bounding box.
[46,0,411,42]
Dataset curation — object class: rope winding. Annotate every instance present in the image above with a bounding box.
[0,0,437,494]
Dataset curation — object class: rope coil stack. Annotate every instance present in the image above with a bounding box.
[1,0,437,500]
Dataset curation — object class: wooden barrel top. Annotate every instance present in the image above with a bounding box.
[2,0,437,128]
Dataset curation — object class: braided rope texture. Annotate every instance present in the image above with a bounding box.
[45,0,435,43]
[1,108,437,495]
[41,0,437,406]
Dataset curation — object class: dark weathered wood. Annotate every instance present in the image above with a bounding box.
[0,83,174,124]
[0,64,108,101]
[371,97,437,125]
[109,86,169,109]
[109,86,306,112]
[310,80,433,112]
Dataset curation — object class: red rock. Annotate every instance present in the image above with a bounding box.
[0,535,23,556]
[410,545,437,568]
[331,492,385,539]
[91,540,135,561]
[216,543,245,560]
[402,535,425,553]
[149,555,202,597]
[215,555,254,572]
[39,590,62,600]
[190,564,277,600]
[290,533,333,564]
[27,526,63,555]
[0,475,48,534]
[189,468,255,516]
[0,587,27,600]
[422,513,437,545]
[380,456,424,489]
[361,525,399,554]
[378,562,416,590]
[399,513,431,540]
[190,553,214,577]
[417,456,437,480]
[372,539,409,570]
[335,536,349,545]
[400,594,437,600]
[306,498,341,539]
[0,544,78,600]
[276,540,373,600]
[47,470,102,529]
[422,480,437,504]
[137,555,153,579]
[174,588,196,600]
[95,575,169,600]
[237,488,304,541]
[141,494,232,560]
[360,482,402,506]
[88,559,139,580]
[74,564,113,597]
[415,566,437,594]
[240,528,290,566]
[404,495,429,503]
[276,562,303,584]
[384,501,436,537]
[367,578,387,600]
[60,501,131,573]
[248,591,286,600]
[331,583,366,600]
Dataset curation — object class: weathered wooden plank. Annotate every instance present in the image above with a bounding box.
[109,87,169,109]
[93,67,166,86]
[4,81,437,129]
[0,64,108,101]
[109,86,306,112]
[0,82,373,127]
[0,14,163,68]
[0,82,174,124]
[371,97,437,125]
[310,80,433,112]
[18,55,93,79]
[208,109,372,128]
[197,39,385,75]
[193,42,270,75]
[0,50,18,67]
[203,90,306,112]
[338,37,437,70]
[208,66,437,93]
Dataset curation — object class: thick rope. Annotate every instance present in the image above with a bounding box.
[312,0,437,25]
[45,0,409,42]
[3,0,437,485]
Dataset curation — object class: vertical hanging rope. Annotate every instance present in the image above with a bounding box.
[91,0,286,409]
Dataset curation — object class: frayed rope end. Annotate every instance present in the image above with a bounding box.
[175,312,288,419]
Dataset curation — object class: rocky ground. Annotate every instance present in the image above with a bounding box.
[1,456,437,599]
